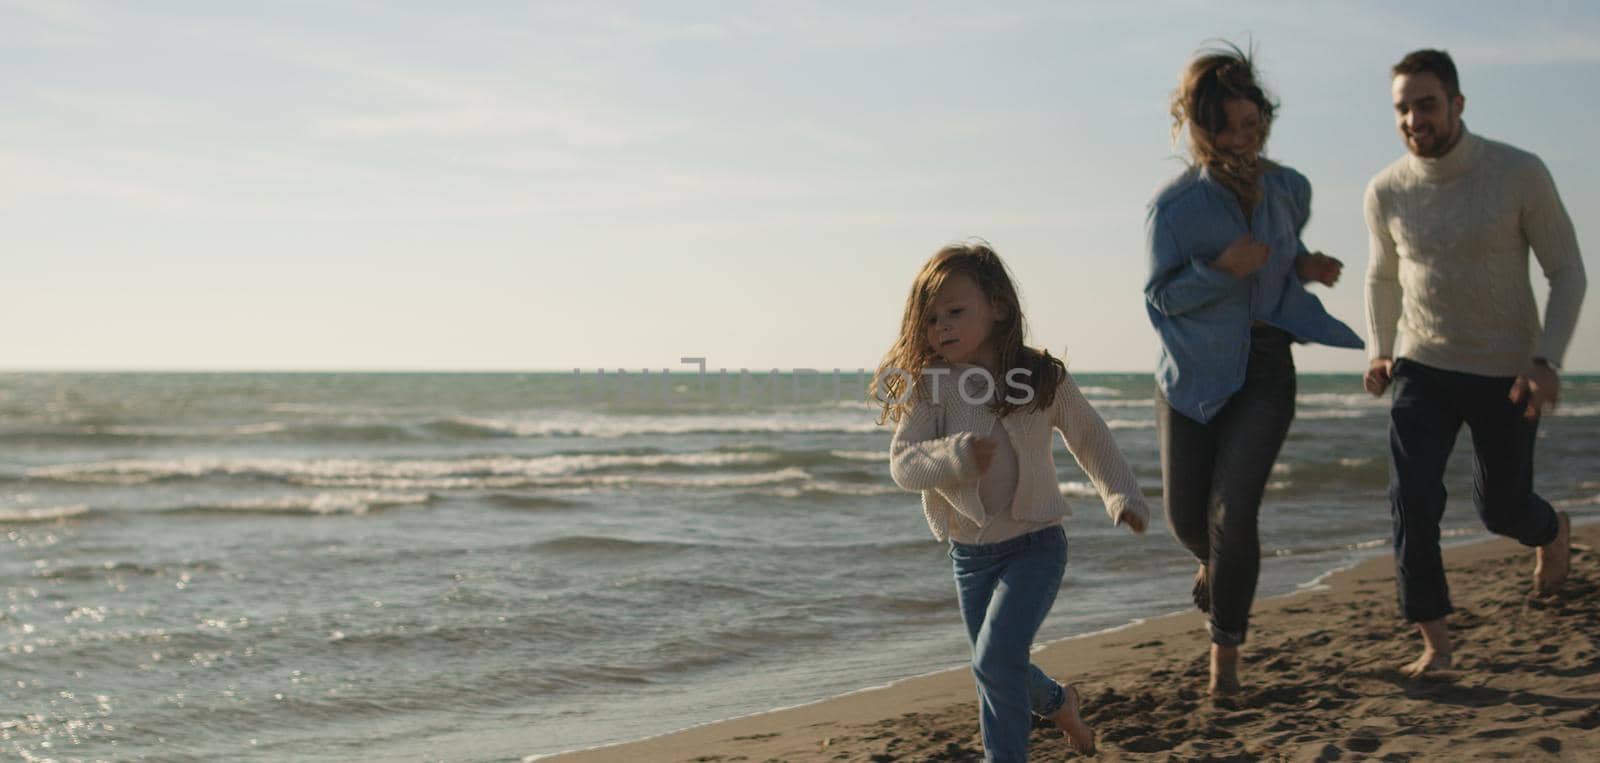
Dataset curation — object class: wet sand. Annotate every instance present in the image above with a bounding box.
[545,521,1600,761]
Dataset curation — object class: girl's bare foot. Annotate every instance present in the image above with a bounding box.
[1401,617,1453,677]
[1046,684,1096,755]
[1534,510,1571,597]
[1191,564,1210,614]
[1209,644,1240,696]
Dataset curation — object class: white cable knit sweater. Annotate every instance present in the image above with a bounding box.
[889,368,1149,543]
[1364,128,1587,374]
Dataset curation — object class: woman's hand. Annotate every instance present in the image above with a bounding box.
[1210,234,1270,278]
[1296,251,1343,286]
[1116,508,1147,535]
[972,436,998,476]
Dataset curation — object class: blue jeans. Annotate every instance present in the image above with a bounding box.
[1388,359,1560,622]
[949,525,1068,763]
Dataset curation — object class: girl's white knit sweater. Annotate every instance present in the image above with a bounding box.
[889,367,1149,543]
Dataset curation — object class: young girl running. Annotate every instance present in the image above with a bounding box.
[875,241,1149,761]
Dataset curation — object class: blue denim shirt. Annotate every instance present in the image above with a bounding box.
[1145,163,1362,423]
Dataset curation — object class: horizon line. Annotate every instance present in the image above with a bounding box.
[3,367,1596,375]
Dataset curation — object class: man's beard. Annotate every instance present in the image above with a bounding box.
[1412,120,1460,158]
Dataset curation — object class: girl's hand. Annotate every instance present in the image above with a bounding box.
[972,436,998,476]
[1211,234,1270,278]
[1296,251,1343,286]
[1116,509,1147,535]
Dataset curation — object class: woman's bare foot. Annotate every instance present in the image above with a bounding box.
[1191,564,1210,614]
[1534,510,1571,597]
[1400,617,1453,677]
[1400,649,1453,678]
[1209,644,1240,696]
[1046,684,1096,755]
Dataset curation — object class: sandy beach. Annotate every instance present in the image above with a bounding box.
[547,520,1599,761]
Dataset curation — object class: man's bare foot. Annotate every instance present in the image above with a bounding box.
[1046,684,1096,755]
[1534,510,1571,598]
[1191,564,1210,614]
[1401,618,1453,677]
[1209,643,1240,696]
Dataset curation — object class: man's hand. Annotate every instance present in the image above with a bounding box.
[1364,357,1394,396]
[1509,361,1560,420]
[1211,234,1270,278]
[972,436,998,475]
[1296,251,1344,287]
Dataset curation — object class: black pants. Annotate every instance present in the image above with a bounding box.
[1387,359,1560,622]
[1156,325,1297,646]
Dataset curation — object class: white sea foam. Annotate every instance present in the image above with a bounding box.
[1058,481,1098,497]
[531,468,812,490]
[829,450,886,462]
[1296,393,1389,408]
[305,468,890,495]
[0,505,90,523]
[192,492,431,515]
[1105,419,1155,430]
[449,413,882,437]
[28,451,782,486]
[267,403,370,415]
[1296,409,1374,420]
[761,480,904,498]
[232,422,287,435]
[1553,493,1600,509]
[1091,399,1154,409]
[293,475,538,490]
[29,451,872,495]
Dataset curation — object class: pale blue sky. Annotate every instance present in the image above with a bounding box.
[4,1,1596,372]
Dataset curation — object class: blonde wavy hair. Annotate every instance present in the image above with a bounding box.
[1170,41,1280,210]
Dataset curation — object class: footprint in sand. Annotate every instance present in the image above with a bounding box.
[1473,726,1521,740]
[1572,708,1600,731]
[1262,655,1295,672]
[1344,732,1382,753]
[1309,742,1343,761]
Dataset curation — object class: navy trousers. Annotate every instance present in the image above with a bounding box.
[1387,359,1561,622]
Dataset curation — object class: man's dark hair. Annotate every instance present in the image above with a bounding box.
[1392,49,1460,98]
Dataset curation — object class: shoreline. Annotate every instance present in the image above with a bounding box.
[530,605,1172,762]
[528,531,1445,760]
[540,518,1599,761]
